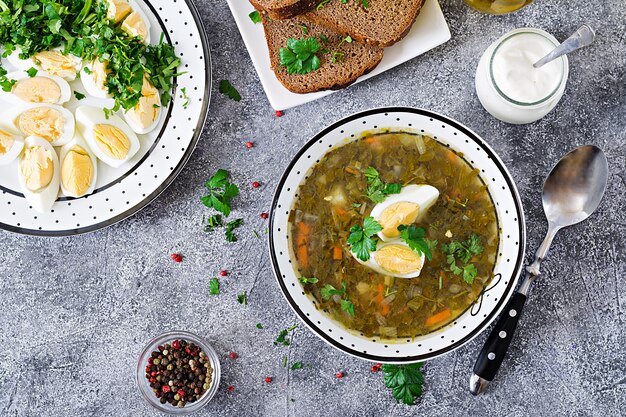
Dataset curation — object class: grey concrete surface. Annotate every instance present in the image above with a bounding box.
[1,0,625,416]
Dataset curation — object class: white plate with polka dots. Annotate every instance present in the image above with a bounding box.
[269,107,526,362]
[0,0,211,236]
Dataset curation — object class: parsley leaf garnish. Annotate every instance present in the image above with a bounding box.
[290,361,303,370]
[441,234,483,284]
[74,91,86,100]
[274,325,297,346]
[26,67,37,77]
[225,218,244,242]
[299,276,319,285]
[381,363,424,406]
[397,225,436,261]
[181,87,190,109]
[248,10,261,24]
[201,169,240,217]
[347,216,382,262]
[202,214,223,232]
[279,37,321,75]
[363,167,402,203]
[237,291,247,306]
[340,299,355,316]
[320,282,355,316]
[209,278,220,295]
[256,323,264,329]
[219,79,241,102]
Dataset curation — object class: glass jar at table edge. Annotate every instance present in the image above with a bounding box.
[475,28,569,125]
[136,330,221,415]
[464,0,533,14]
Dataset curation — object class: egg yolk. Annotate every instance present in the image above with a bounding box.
[106,0,132,23]
[62,145,93,196]
[0,129,14,155]
[374,245,424,275]
[91,58,110,91]
[378,202,420,238]
[33,51,77,79]
[121,11,148,41]
[13,77,61,103]
[21,146,54,191]
[18,107,65,142]
[93,124,130,160]
[126,77,160,129]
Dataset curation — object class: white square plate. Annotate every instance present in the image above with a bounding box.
[226,0,451,110]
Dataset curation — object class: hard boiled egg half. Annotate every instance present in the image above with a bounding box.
[370,184,440,242]
[121,0,151,44]
[123,76,161,134]
[75,106,140,168]
[8,47,82,81]
[0,71,71,105]
[105,0,133,24]
[2,104,75,147]
[18,136,60,213]
[81,57,115,105]
[59,134,98,198]
[352,241,425,279]
[0,128,24,166]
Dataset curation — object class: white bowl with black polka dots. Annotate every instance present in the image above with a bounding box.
[269,107,526,363]
[0,0,211,236]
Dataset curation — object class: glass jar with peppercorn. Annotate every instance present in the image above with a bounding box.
[136,331,221,414]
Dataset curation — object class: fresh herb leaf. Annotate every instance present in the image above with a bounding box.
[320,282,346,300]
[363,167,401,203]
[225,218,244,242]
[274,325,297,346]
[256,323,264,329]
[26,67,37,77]
[462,264,478,284]
[237,291,247,306]
[347,216,382,262]
[340,299,355,316]
[381,363,425,406]
[74,91,86,100]
[201,169,240,217]
[219,79,241,102]
[299,276,319,285]
[279,37,321,75]
[441,234,483,284]
[397,225,433,261]
[203,214,223,232]
[209,278,220,295]
[248,10,261,24]
[290,361,303,370]
[181,87,189,109]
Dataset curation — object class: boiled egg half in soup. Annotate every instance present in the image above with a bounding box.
[59,134,97,198]
[121,0,151,44]
[0,128,24,166]
[352,240,425,279]
[3,104,75,147]
[370,184,439,242]
[18,136,60,213]
[8,47,82,81]
[123,76,161,134]
[0,71,71,105]
[75,106,139,168]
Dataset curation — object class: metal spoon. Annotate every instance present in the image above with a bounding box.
[534,24,595,68]
[469,145,608,396]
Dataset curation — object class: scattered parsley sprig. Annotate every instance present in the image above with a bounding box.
[364,167,402,203]
[274,325,297,346]
[397,225,436,261]
[347,216,382,262]
[441,234,483,284]
[381,363,425,406]
[320,282,355,316]
[201,169,239,217]
[279,37,321,75]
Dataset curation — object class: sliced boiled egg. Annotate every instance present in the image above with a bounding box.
[0,128,24,166]
[123,76,161,134]
[351,241,425,279]
[121,0,151,43]
[0,71,71,105]
[59,134,97,198]
[17,136,60,213]
[7,47,81,81]
[2,104,75,147]
[75,105,140,168]
[81,58,115,103]
[105,0,133,24]
[370,184,440,242]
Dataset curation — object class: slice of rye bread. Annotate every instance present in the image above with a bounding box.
[261,15,384,94]
[249,0,318,19]
[302,0,426,47]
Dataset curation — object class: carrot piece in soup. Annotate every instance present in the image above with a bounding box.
[296,222,311,268]
[425,308,452,327]
[333,246,343,260]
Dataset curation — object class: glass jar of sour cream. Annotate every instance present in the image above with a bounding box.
[475,28,569,124]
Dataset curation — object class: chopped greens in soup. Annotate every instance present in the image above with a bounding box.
[289,132,499,338]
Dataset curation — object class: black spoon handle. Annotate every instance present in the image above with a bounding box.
[472,291,527,382]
